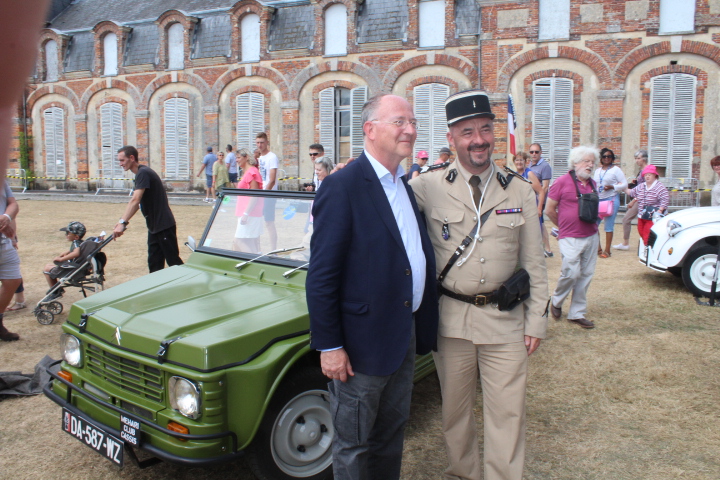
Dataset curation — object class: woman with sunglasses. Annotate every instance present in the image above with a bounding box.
[593,148,627,258]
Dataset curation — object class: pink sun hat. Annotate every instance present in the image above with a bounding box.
[641,165,659,177]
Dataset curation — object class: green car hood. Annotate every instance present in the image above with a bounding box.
[68,262,309,372]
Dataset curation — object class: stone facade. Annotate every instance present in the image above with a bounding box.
[9,0,720,192]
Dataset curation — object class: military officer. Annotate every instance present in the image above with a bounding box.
[410,90,548,480]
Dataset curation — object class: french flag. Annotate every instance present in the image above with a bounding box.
[507,94,516,156]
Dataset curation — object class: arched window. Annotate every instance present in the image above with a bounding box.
[43,107,65,177]
[319,86,367,163]
[165,98,190,179]
[45,40,59,82]
[413,83,449,159]
[649,73,696,178]
[532,77,572,181]
[241,14,260,62]
[103,33,118,76]
[418,0,445,48]
[324,4,347,56]
[167,23,184,70]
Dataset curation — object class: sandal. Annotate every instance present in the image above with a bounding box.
[5,302,27,312]
[599,252,610,259]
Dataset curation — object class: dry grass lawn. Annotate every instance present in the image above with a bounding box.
[1,199,718,479]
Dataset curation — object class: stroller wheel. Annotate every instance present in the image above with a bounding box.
[36,310,55,325]
[47,302,64,315]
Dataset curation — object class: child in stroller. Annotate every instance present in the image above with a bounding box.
[36,222,112,324]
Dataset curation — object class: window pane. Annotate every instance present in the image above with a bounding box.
[337,88,351,106]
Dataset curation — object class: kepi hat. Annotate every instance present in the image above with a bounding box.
[445,90,495,126]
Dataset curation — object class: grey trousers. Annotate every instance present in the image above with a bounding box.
[329,332,416,480]
[552,235,599,320]
[622,202,639,242]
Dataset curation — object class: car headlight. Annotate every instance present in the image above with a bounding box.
[667,220,682,237]
[168,376,201,419]
[61,334,82,367]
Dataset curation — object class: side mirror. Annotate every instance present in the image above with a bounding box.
[185,236,196,252]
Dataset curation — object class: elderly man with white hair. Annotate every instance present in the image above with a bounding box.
[544,145,600,329]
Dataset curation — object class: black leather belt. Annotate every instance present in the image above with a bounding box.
[438,285,497,306]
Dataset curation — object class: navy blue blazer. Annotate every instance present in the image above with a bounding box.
[306,153,439,376]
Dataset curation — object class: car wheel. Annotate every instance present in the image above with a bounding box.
[681,245,719,297]
[247,366,333,480]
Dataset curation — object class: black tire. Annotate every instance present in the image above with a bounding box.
[681,245,719,297]
[247,366,333,480]
[36,310,54,325]
[667,267,682,277]
[47,301,64,314]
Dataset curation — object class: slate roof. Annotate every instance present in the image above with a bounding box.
[356,0,408,44]
[267,4,314,51]
[64,31,95,72]
[124,23,159,66]
[48,0,232,32]
[455,0,481,36]
[192,14,232,58]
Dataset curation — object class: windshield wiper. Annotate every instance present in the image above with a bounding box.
[235,245,306,270]
[283,262,310,278]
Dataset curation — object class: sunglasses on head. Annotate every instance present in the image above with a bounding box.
[529,150,540,154]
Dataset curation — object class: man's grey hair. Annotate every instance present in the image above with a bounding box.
[314,156,334,175]
[634,149,648,159]
[568,145,600,168]
[360,94,391,131]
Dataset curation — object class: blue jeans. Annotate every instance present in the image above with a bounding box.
[329,331,416,480]
[597,195,620,233]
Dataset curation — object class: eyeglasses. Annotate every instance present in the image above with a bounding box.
[602,155,614,159]
[371,119,418,129]
[309,153,319,156]
[529,150,540,154]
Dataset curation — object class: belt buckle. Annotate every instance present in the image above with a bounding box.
[473,294,488,306]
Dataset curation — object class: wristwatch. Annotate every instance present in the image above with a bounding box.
[119,219,129,226]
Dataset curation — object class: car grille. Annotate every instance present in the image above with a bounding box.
[86,344,164,403]
[648,230,657,248]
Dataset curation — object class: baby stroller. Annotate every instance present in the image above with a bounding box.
[34,233,113,325]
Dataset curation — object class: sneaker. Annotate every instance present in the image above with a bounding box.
[612,243,629,251]
[550,227,559,238]
[544,250,554,258]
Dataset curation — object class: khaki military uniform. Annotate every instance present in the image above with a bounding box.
[411,160,548,480]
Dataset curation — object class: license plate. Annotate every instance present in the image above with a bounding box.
[62,408,124,466]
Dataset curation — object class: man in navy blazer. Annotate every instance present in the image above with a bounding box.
[307,94,439,479]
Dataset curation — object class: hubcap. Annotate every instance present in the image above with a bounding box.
[690,254,718,293]
[271,390,333,477]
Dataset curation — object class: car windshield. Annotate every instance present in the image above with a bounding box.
[199,189,314,267]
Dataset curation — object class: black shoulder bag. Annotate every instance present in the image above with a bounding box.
[569,170,599,223]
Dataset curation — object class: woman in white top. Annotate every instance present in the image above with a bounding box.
[593,148,627,258]
[711,156,720,207]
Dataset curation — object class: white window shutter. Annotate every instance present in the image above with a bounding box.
[431,83,450,159]
[101,102,124,181]
[413,84,432,159]
[551,78,572,180]
[350,86,367,158]
[532,78,572,181]
[319,87,335,162]
[236,92,265,153]
[650,74,695,178]
[164,98,190,179]
[44,107,65,177]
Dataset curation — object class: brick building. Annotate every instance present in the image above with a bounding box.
[11,0,719,191]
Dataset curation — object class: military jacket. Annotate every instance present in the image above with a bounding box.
[410,160,548,344]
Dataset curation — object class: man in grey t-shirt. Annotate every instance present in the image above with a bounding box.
[528,143,554,257]
[225,145,238,184]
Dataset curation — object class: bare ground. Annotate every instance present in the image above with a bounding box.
[1,199,719,479]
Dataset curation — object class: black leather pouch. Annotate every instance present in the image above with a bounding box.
[496,269,531,312]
